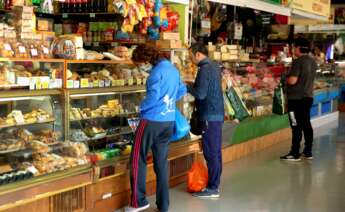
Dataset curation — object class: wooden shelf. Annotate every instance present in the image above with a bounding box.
[70,112,138,122]
[0,89,62,98]
[0,58,65,63]
[65,59,133,64]
[0,118,55,130]
[68,85,146,95]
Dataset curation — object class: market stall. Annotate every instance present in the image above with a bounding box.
[0,0,201,211]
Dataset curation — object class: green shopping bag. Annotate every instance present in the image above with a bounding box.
[272,83,286,115]
[226,87,250,121]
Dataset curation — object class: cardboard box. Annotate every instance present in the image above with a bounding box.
[17,77,30,86]
[207,45,216,52]
[228,45,239,50]
[160,32,180,40]
[13,6,34,14]
[37,31,56,44]
[37,19,50,31]
[210,52,221,61]
[156,40,182,49]
[229,49,239,55]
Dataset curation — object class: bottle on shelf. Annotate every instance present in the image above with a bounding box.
[89,0,94,13]
[5,0,12,10]
[83,0,89,13]
[60,1,65,13]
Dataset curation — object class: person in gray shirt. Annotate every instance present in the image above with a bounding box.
[281,39,317,161]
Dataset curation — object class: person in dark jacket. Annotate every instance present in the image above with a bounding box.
[187,43,224,198]
[280,39,317,161]
[125,44,187,212]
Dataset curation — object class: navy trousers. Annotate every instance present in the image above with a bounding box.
[130,120,174,212]
[202,121,223,190]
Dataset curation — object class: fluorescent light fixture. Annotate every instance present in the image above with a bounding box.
[291,9,329,22]
[0,96,46,102]
[70,90,146,98]
[71,92,116,98]
[207,0,291,16]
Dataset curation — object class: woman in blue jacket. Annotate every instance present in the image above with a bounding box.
[125,44,186,212]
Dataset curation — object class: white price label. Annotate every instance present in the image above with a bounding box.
[4,43,12,51]
[19,46,26,53]
[12,110,25,124]
[27,166,38,175]
[62,13,68,18]
[93,42,99,47]
[43,47,49,54]
[111,42,117,47]
[90,13,96,18]
[31,49,38,56]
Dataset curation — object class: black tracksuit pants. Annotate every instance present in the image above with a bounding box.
[287,97,314,156]
[130,120,174,212]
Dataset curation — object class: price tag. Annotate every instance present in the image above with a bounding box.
[62,13,68,18]
[80,78,89,88]
[127,78,133,86]
[27,166,38,175]
[111,42,117,47]
[19,46,26,53]
[42,81,49,89]
[4,43,12,51]
[85,42,91,46]
[99,80,105,87]
[43,47,49,54]
[67,80,74,88]
[73,80,80,88]
[105,79,111,87]
[93,42,99,47]
[93,80,99,87]
[89,13,96,18]
[31,49,38,56]
[136,78,142,85]
[12,110,25,124]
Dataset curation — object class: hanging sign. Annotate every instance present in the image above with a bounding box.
[290,0,331,17]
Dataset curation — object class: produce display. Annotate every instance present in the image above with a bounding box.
[222,62,280,119]
[0,63,63,89]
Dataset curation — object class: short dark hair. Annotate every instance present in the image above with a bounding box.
[132,44,160,64]
[294,38,310,54]
[189,43,208,56]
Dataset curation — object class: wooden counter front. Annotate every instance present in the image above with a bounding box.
[85,138,201,212]
[0,166,92,212]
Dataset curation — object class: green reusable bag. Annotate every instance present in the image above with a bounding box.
[226,87,250,121]
[272,83,285,115]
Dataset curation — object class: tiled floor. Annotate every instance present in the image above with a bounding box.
[146,115,345,212]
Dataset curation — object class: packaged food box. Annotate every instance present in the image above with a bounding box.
[210,51,221,60]
[156,40,182,49]
[160,32,180,40]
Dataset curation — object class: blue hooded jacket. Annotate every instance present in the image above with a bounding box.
[140,59,187,122]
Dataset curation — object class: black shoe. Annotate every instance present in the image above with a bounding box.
[280,154,301,161]
[301,153,313,160]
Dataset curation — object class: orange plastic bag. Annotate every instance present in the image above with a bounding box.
[187,162,208,193]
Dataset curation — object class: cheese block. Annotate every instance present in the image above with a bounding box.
[210,52,221,61]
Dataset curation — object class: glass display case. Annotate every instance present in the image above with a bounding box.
[65,60,146,162]
[0,58,64,91]
[222,61,282,118]
[0,92,88,186]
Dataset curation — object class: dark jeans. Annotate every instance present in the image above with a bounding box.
[130,120,174,212]
[287,98,314,156]
[202,121,223,190]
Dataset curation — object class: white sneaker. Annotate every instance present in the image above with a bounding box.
[124,204,150,212]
